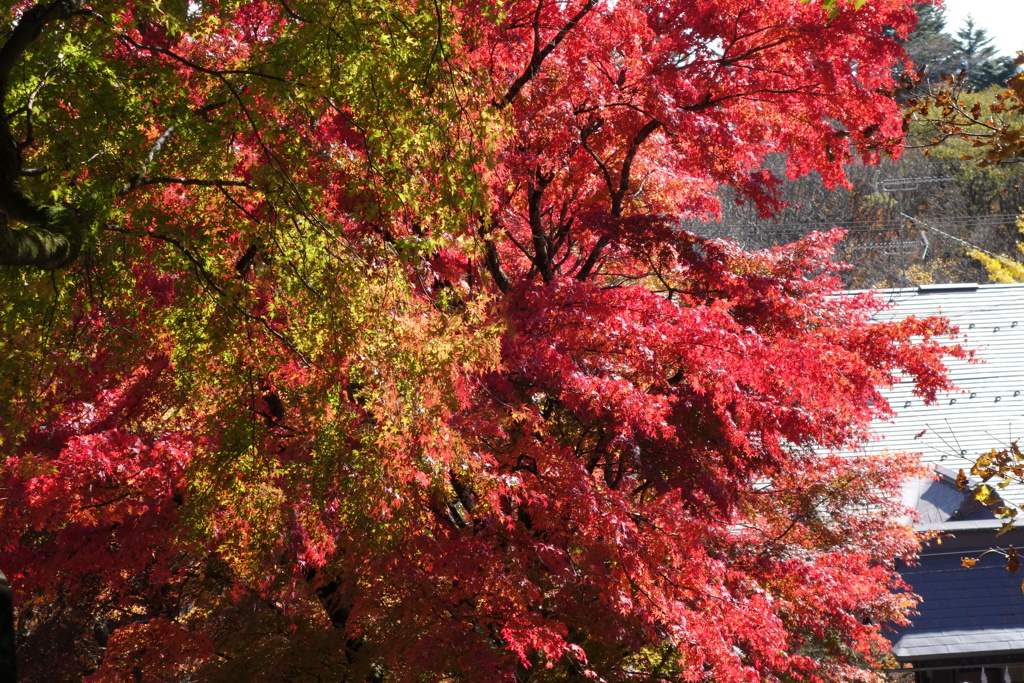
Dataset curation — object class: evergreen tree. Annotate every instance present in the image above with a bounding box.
[904,7,1016,89]
[954,15,1019,88]
[956,15,998,69]
[955,15,1016,89]
[904,3,960,82]
[971,56,1018,89]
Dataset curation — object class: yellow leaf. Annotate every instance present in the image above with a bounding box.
[976,484,996,504]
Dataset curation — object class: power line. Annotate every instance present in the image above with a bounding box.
[900,213,1002,258]
[692,213,1018,238]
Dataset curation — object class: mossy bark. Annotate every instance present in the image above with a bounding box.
[0,203,81,269]
[0,0,84,270]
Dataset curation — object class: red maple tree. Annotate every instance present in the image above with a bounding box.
[0,0,963,680]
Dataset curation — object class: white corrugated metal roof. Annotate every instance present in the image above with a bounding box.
[855,283,1024,505]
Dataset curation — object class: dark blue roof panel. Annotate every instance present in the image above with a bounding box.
[892,528,1024,660]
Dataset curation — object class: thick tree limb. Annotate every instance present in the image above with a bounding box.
[527,171,555,281]
[0,1,81,91]
[485,240,511,293]
[575,233,610,281]
[0,1,85,269]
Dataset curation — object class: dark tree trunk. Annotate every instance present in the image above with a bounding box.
[0,570,16,683]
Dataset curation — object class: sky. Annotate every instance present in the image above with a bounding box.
[939,0,1024,57]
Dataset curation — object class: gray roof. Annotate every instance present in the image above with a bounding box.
[858,283,1024,506]
[903,467,994,526]
[848,284,1024,663]
[893,627,1024,661]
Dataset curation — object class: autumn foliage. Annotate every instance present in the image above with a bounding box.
[0,0,966,680]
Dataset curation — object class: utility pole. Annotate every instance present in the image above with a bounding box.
[879,176,952,283]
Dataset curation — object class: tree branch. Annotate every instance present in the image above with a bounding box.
[612,118,660,215]
[528,170,555,281]
[119,176,256,197]
[575,233,610,281]
[579,117,615,197]
[576,119,660,281]
[103,225,312,365]
[484,240,510,293]
[117,34,290,83]
[497,0,598,107]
